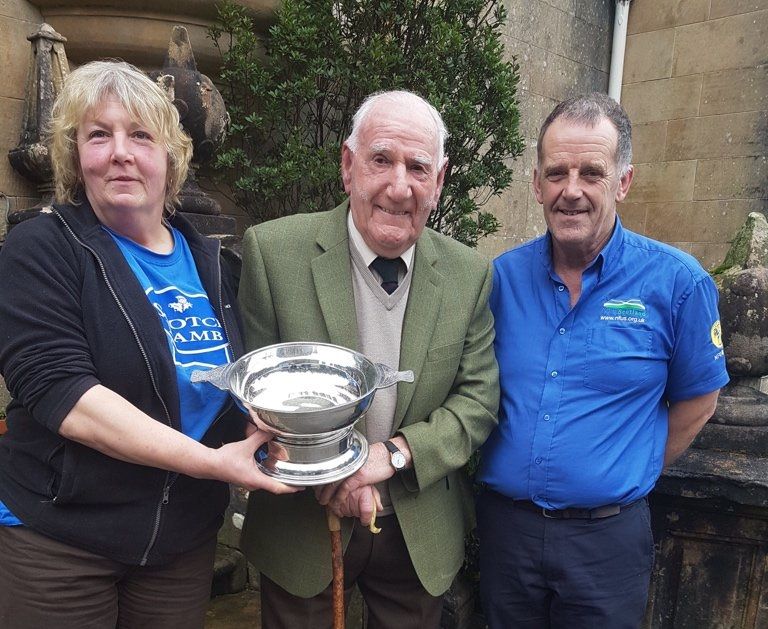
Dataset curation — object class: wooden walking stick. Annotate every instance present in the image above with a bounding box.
[326,507,345,629]
[325,488,381,629]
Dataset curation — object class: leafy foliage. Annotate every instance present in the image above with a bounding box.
[209,0,524,246]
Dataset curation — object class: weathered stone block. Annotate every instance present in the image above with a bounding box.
[710,0,768,19]
[624,29,674,84]
[616,202,648,234]
[665,111,767,161]
[627,0,709,35]
[700,65,768,115]
[0,0,42,24]
[719,267,768,376]
[672,11,768,76]
[524,186,547,239]
[560,14,611,71]
[502,40,532,93]
[0,96,39,199]
[644,199,765,243]
[622,75,702,124]
[517,90,558,144]
[478,235,520,261]
[713,213,768,377]
[716,211,768,272]
[180,212,237,237]
[0,10,44,102]
[694,157,768,201]
[211,544,248,597]
[626,161,696,203]
[574,0,614,28]
[36,0,274,74]
[689,241,731,270]
[485,179,530,237]
[632,121,668,164]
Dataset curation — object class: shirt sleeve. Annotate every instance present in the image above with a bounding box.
[0,220,100,432]
[665,273,730,403]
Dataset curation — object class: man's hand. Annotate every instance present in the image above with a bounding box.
[315,438,411,524]
[317,485,384,527]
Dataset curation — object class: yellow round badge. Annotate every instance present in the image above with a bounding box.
[710,320,723,349]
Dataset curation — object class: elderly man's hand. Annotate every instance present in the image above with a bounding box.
[316,438,413,525]
[315,441,394,507]
[321,485,384,527]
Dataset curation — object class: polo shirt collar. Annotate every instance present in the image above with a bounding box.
[538,213,625,279]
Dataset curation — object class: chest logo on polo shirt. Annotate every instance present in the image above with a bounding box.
[600,299,647,324]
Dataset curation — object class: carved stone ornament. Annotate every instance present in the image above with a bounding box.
[7,23,69,214]
[151,25,230,216]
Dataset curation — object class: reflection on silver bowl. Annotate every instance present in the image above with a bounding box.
[191,342,414,485]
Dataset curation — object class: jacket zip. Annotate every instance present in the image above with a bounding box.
[208,240,238,431]
[53,210,177,565]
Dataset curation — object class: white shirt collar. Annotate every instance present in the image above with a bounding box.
[347,210,415,270]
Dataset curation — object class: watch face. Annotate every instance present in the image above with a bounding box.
[391,452,407,470]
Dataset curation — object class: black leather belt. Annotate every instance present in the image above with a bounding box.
[512,499,637,520]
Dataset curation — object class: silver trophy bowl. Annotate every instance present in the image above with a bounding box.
[191,342,414,485]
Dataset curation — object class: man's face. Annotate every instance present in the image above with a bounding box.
[534,117,633,263]
[342,103,446,258]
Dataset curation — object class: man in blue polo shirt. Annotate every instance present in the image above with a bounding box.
[477,93,729,628]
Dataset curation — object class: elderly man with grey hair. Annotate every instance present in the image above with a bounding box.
[237,90,499,629]
[477,92,729,628]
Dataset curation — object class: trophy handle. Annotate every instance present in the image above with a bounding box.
[190,364,232,391]
[375,363,415,389]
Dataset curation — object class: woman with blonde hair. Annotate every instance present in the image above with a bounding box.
[0,60,294,628]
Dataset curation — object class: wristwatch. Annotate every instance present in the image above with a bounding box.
[383,440,407,472]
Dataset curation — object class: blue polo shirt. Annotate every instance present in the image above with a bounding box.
[478,217,729,509]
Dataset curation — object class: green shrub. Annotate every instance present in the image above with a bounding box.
[209,0,523,247]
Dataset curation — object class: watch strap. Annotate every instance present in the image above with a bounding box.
[383,440,399,455]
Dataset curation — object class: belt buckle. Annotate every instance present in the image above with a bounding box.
[541,507,558,519]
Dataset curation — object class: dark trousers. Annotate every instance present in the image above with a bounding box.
[477,489,654,629]
[260,514,443,629]
[0,525,217,629]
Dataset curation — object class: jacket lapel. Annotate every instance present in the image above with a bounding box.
[394,231,442,428]
[312,201,359,351]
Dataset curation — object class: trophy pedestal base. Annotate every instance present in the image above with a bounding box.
[256,428,369,486]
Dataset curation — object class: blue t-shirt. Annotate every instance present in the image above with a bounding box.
[478,217,729,509]
[0,225,232,526]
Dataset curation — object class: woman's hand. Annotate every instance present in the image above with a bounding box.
[59,385,299,493]
[209,430,300,494]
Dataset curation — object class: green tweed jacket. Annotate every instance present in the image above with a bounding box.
[238,200,499,597]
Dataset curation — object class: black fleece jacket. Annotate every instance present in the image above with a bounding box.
[0,200,245,566]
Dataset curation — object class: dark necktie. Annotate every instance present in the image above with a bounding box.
[370,256,402,294]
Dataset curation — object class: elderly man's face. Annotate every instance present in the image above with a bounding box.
[342,103,446,258]
[534,117,633,264]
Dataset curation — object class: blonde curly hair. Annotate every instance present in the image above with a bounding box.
[50,60,193,212]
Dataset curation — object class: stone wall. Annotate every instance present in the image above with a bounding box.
[619,0,768,270]
[478,0,614,259]
[0,0,44,242]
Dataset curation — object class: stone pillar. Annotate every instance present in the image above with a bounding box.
[644,213,768,628]
[7,23,69,223]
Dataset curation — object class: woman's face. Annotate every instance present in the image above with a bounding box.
[77,97,168,224]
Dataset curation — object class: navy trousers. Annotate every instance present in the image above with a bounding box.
[477,489,654,629]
